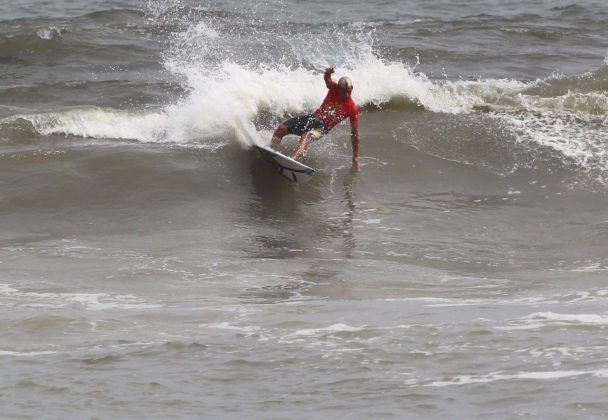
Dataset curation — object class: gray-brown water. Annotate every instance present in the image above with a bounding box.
[2,0,608,418]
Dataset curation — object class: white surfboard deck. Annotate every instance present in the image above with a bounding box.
[234,115,315,183]
[253,144,315,183]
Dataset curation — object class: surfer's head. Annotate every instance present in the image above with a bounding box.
[337,76,353,99]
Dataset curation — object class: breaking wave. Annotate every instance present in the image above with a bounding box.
[1,1,607,184]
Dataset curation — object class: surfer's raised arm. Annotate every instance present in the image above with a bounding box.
[324,67,337,89]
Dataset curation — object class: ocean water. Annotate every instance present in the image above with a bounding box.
[1,0,608,418]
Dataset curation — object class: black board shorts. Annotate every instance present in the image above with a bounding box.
[284,115,330,141]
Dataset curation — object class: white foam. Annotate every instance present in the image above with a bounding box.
[569,263,608,273]
[203,322,261,332]
[28,108,169,141]
[518,346,603,359]
[386,296,557,307]
[287,323,366,337]
[64,293,162,310]
[496,323,546,331]
[423,369,608,387]
[494,107,608,184]
[0,283,162,310]
[0,350,57,357]
[516,91,608,116]
[35,26,65,40]
[497,312,608,331]
[0,283,18,295]
[528,312,608,324]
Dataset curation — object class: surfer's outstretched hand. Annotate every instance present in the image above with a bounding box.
[325,66,335,75]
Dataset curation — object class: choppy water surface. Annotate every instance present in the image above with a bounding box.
[1,0,608,418]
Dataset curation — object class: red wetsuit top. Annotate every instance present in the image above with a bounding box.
[312,84,359,129]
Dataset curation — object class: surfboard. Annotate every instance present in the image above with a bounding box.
[253,144,315,183]
[234,115,315,183]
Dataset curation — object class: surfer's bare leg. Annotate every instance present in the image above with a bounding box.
[271,124,288,149]
[292,133,313,161]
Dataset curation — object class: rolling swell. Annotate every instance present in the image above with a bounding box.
[522,65,608,99]
[0,8,158,66]
[0,30,65,61]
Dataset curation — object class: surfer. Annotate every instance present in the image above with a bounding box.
[270,67,360,171]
